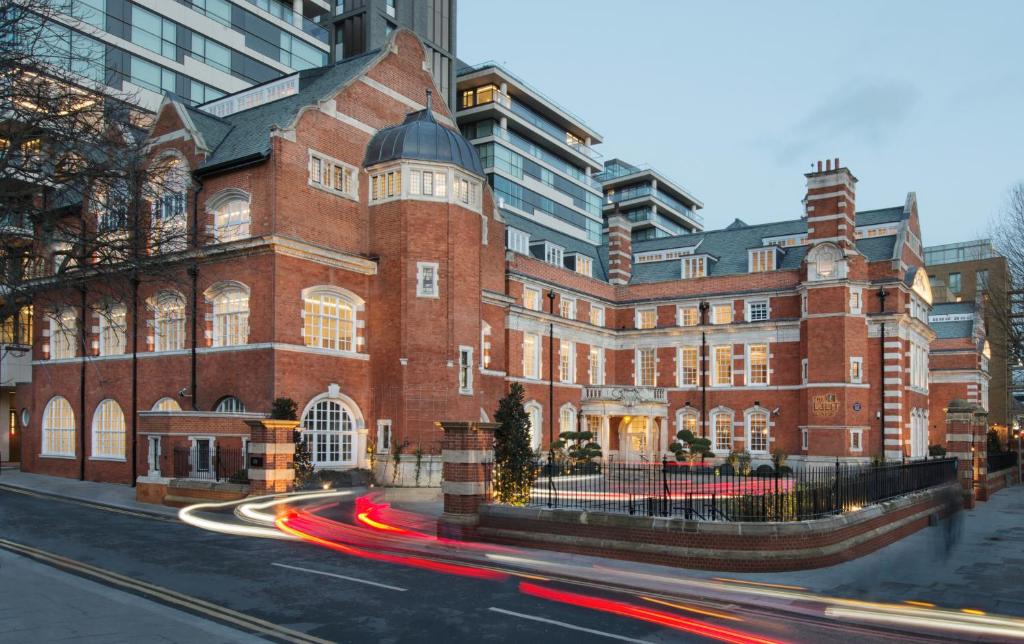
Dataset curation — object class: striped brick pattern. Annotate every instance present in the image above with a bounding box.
[437,420,497,539]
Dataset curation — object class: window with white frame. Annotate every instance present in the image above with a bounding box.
[636,347,656,387]
[149,157,189,253]
[747,412,769,454]
[152,291,185,352]
[747,343,768,385]
[409,169,447,197]
[544,243,564,267]
[746,299,769,322]
[301,398,356,466]
[309,152,356,198]
[588,346,604,385]
[98,304,127,356]
[574,255,593,278]
[559,404,577,435]
[526,402,542,450]
[678,307,699,327]
[714,412,732,452]
[802,358,808,384]
[713,345,732,386]
[213,197,250,242]
[636,307,656,329]
[507,228,530,254]
[152,397,180,411]
[416,262,440,298]
[559,296,575,320]
[42,396,75,457]
[712,303,733,325]
[678,411,698,436]
[589,303,604,327]
[558,340,574,383]
[455,176,473,204]
[850,428,863,452]
[678,346,698,387]
[801,428,809,450]
[749,248,775,273]
[523,333,540,378]
[523,286,541,311]
[801,292,808,316]
[376,419,391,454]
[91,399,126,459]
[681,255,706,279]
[850,357,863,383]
[849,288,863,314]
[370,169,402,201]
[458,346,473,393]
[211,285,249,347]
[49,308,78,359]
[480,322,492,370]
[303,289,356,352]
[215,396,246,413]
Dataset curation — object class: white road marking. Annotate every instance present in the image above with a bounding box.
[489,607,651,642]
[272,562,407,592]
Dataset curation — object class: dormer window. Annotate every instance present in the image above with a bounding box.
[681,255,707,279]
[749,248,776,273]
[541,242,564,267]
[566,253,592,277]
[507,228,530,254]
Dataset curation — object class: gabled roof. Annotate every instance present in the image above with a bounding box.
[502,210,607,281]
[855,206,907,227]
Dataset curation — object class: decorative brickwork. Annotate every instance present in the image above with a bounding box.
[246,419,298,496]
[437,420,497,540]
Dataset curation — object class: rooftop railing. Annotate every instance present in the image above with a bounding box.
[606,185,703,225]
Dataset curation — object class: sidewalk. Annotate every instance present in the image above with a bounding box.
[0,549,260,643]
[0,470,178,518]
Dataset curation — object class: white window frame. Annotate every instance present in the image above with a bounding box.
[746,343,769,386]
[302,288,358,353]
[678,346,699,387]
[849,287,863,315]
[745,411,770,455]
[559,296,576,320]
[523,332,540,379]
[152,291,185,352]
[507,227,530,254]
[376,419,392,454]
[588,346,604,386]
[543,242,564,267]
[49,308,78,360]
[713,411,733,453]
[369,168,402,203]
[589,303,605,327]
[210,192,251,243]
[850,428,863,452]
[98,304,127,356]
[416,261,440,299]
[681,255,707,279]
[713,345,732,387]
[523,286,541,311]
[525,402,543,451]
[308,150,358,201]
[850,357,863,384]
[802,358,809,384]
[147,435,161,475]
[677,306,699,327]
[636,347,657,387]
[558,340,575,384]
[574,255,593,278]
[42,396,76,457]
[210,285,250,348]
[91,399,126,461]
[711,303,733,325]
[458,346,473,394]
[801,428,809,451]
[636,307,657,329]
[748,248,776,273]
[745,299,769,323]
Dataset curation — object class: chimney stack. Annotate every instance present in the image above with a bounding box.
[803,158,858,247]
[606,205,634,286]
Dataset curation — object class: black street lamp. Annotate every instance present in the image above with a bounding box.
[547,290,557,451]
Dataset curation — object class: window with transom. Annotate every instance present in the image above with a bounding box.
[303,290,356,352]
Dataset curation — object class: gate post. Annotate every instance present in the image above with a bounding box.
[437,420,498,540]
[246,419,298,496]
[945,400,986,508]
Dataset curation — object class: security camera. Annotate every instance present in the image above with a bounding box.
[178,387,190,398]
[771,407,781,416]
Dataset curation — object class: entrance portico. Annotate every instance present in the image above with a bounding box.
[580,386,669,462]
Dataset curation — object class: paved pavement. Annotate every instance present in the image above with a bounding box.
[0,469,177,518]
[0,549,259,643]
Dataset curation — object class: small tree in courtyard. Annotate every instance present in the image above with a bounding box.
[493,383,536,504]
[551,430,602,471]
[271,397,313,488]
[670,429,713,464]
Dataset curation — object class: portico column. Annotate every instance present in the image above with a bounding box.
[356,426,369,468]
[660,417,669,457]
[647,415,656,459]
[601,415,610,459]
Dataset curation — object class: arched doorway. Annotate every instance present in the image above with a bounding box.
[299,392,364,468]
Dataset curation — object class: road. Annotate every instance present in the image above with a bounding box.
[0,486,1009,643]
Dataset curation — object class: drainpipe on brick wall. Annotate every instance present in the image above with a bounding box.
[547,290,556,450]
[877,287,889,457]
[189,176,204,410]
[130,273,139,486]
[78,284,87,481]
[699,301,710,439]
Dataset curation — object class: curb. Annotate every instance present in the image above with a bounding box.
[0,483,179,520]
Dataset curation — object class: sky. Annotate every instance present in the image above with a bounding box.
[457,1,1024,246]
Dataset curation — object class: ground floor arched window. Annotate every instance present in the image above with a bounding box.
[301,398,356,467]
[525,402,542,451]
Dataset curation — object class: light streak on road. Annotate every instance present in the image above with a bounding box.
[178,490,354,540]
[641,596,744,622]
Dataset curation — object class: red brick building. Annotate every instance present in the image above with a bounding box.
[927,301,991,449]
[18,31,958,487]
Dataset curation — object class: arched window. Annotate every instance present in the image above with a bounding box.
[152,397,181,411]
[98,303,127,356]
[676,408,699,436]
[525,402,542,451]
[713,410,733,453]
[209,284,249,347]
[746,410,770,454]
[92,399,126,459]
[49,307,78,359]
[151,291,185,352]
[480,322,492,369]
[42,396,75,457]
[215,396,246,413]
[301,398,355,466]
[559,403,577,436]
[303,288,356,352]
[213,196,250,242]
[149,155,190,253]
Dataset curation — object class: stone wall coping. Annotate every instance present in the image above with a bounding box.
[435,421,501,431]
[479,483,958,537]
[245,419,300,429]
[168,479,250,493]
[139,411,268,419]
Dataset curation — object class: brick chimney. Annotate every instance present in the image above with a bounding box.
[803,158,857,249]
[606,206,633,285]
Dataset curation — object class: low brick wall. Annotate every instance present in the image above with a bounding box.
[135,476,249,507]
[476,483,959,572]
[980,466,1019,501]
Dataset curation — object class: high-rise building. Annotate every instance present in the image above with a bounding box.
[49,0,332,112]
[455,61,605,244]
[330,0,457,110]
[596,159,704,242]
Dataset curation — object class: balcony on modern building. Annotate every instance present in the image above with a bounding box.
[248,0,330,42]
[924,239,1001,266]
[598,159,704,236]
[455,61,604,172]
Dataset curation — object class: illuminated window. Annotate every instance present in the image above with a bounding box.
[746,300,769,322]
[747,412,769,454]
[211,285,249,347]
[309,152,356,198]
[303,289,356,352]
[850,357,863,383]
[714,413,733,452]
[559,404,577,435]
[574,255,593,278]
[523,286,541,311]
[678,307,699,327]
[636,308,656,329]
[215,396,246,413]
[559,296,575,320]
[42,396,75,457]
[370,169,401,201]
[749,249,775,273]
[712,304,733,325]
[588,346,604,385]
[480,322,492,369]
[213,198,250,242]
[98,304,126,356]
[152,291,185,352]
[525,402,543,450]
[713,345,732,386]
[590,304,604,327]
[678,411,698,436]
[523,333,540,378]
[410,170,446,198]
[681,256,706,279]
[636,347,656,387]
[678,347,698,386]
[301,398,355,466]
[149,158,189,253]
[91,399,126,459]
[747,344,768,385]
[49,308,78,359]
[559,341,574,383]
[152,397,180,411]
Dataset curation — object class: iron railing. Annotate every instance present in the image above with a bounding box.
[172,445,247,483]
[490,457,958,522]
[988,451,1018,473]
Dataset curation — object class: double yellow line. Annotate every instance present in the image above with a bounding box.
[0,538,334,644]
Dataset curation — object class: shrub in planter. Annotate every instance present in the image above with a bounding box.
[550,430,602,473]
[669,429,713,463]
[929,444,948,458]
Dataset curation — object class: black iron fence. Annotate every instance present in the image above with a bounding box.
[988,451,1019,473]
[172,445,247,483]
[492,457,958,522]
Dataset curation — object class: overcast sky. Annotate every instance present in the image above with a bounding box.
[458,1,1024,246]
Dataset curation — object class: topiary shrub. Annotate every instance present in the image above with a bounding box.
[270,397,297,420]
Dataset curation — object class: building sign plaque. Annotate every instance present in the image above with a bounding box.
[812,393,839,417]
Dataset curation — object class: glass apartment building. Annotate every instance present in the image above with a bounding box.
[455,62,605,243]
[596,159,704,241]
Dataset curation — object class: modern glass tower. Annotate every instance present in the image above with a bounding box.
[596,159,704,241]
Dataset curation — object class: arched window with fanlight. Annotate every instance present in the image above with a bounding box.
[206,282,250,347]
[151,290,186,352]
[302,286,359,352]
[152,397,181,412]
[559,403,577,436]
[525,401,542,451]
[712,409,734,454]
[42,396,75,457]
[301,397,357,467]
[215,396,246,414]
[208,190,251,243]
[745,409,770,455]
[676,408,699,437]
[91,399,126,459]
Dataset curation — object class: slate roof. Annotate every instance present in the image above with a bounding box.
[501,209,608,282]
[854,206,907,227]
[930,301,979,340]
[932,301,976,316]
[363,108,484,176]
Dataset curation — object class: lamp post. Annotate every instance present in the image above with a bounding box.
[699,301,709,438]
[1014,420,1022,484]
[547,290,556,452]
